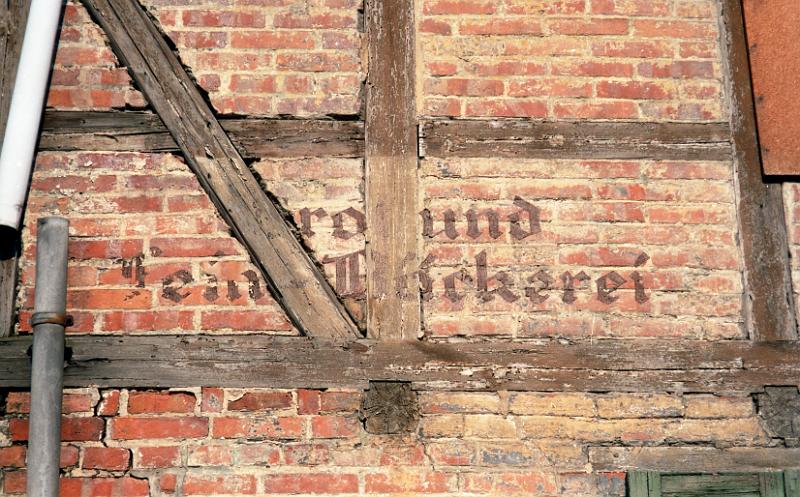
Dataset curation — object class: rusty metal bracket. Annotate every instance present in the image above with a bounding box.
[30,312,73,328]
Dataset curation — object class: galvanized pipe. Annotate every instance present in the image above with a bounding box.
[27,217,69,497]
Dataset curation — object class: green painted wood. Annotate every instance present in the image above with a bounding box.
[760,473,786,497]
[629,471,651,497]
[648,472,662,497]
[785,471,800,497]
[661,474,760,497]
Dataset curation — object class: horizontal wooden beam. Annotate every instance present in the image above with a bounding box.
[590,447,800,472]
[420,120,732,160]
[1,336,798,392]
[39,111,364,158]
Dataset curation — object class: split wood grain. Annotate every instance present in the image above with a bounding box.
[721,0,797,340]
[364,0,420,341]
[39,111,364,158]
[2,335,799,392]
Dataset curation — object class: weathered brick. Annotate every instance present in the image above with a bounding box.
[128,391,196,414]
[262,474,358,494]
[110,417,208,440]
[227,391,293,411]
[595,394,683,418]
[509,393,596,416]
[82,447,131,471]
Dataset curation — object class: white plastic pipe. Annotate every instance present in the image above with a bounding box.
[0,0,64,230]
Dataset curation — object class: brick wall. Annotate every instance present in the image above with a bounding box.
[417,0,725,120]
[48,0,363,117]
[4,0,785,494]
[420,158,743,339]
[15,150,367,335]
[48,3,145,110]
[0,388,767,497]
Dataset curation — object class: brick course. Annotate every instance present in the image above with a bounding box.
[417,0,725,120]
[0,388,767,496]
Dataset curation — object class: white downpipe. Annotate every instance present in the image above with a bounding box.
[0,0,64,230]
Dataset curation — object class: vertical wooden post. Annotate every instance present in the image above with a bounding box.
[364,0,419,340]
[0,0,31,337]
[720,0,797,341]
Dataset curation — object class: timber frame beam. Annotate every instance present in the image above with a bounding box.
[1,0,795,346]
[364,0,420,340]
[80,0,360,339]
[1,335,799,392]
[721,0,797,341]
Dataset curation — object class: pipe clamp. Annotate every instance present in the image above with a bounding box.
[30,312,72,327]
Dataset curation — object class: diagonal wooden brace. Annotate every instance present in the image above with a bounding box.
[81,0,360,338]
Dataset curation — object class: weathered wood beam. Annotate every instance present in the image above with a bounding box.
[1,336,799,392]
[420,120,732,160]
[0,0,30,337]
[80,0,360,338]
[39,111,364,158]
[364,0,420,341]
[590,447,800,472]
[721,0,797,341]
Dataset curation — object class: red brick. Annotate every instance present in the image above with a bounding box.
[3,471,26,493]
[111,417,209,440]
[365,471,452,493]
[460,19,542,35]
[68,239,143,260]
[182,10,265,28]
[128,391,196,414]
[554,101,638,119]
[9,417,103,442]
[82,447,130,471]
[136,446,181,468]
[597,81,673,100]
[282,443,329,465]
[262,474,358,494]
[61,446,80,468]
[212,416,304,440]
[229,75,277,93]
[469,62,546,77]
[98,390,121,416]
[424,0,497,15]
[420,19,452,34]
[227,391,293,411]
[465,99,547,118]
[160,474,178,493]
[298,389,321,414]
[310,415,360,438]
[68,289,152,309]
[200,310,292,331]
[188,445,233,466]
[6,392,95,414]
[273,12,356,29]
[202,388,225,413]
[320,391,361,412]
[276,53,359,72]
[549,18,629,35]
[0,446,26,468]
[184,475,257,495]
[101,311,194,332]
[633,20,714,39]
[236,444,282,465]
[231,32,315,49]
[149,238,241,257]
